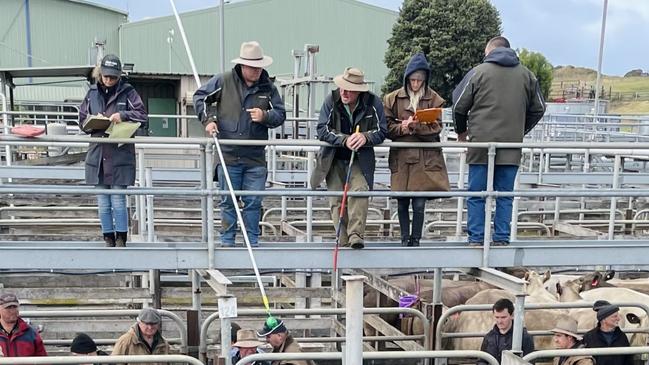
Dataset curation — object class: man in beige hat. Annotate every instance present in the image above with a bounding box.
[230,328,270,365]
[551,317,594,365]
[193,41,286,247]
[310,67,387,249]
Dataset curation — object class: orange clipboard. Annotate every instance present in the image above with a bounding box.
[414,108,442,124]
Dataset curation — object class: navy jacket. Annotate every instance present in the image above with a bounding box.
[79,80,147,186]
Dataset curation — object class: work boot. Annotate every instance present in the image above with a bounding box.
[401,235,410,247]
[103,232,116,247]
[409,237,420,247]
[115,231,128,248]
[349,234,364,249]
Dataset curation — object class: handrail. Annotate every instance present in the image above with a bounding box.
[523,346,649,362]
[199,307,430,358]
[435,301,649,351]
[236,350,500,365]
[21,309,188,353]
[0,355,203,365]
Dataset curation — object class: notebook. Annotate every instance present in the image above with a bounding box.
[414,108,442,124]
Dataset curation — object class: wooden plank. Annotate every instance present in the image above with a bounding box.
[553,221,604,237]
[363,314,424,352]
[196,269,231,296]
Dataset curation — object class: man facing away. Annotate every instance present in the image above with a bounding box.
[452,36,546,246]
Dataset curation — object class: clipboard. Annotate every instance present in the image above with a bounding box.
[414,108,442,124]
[82,115,112,132]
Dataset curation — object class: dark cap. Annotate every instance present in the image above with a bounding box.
[71,333,97,354]
[593,300,611,311]
[257,316,287,336]
[137,308,161,324]
[0,293,19,309]
[100,54,122,78]
[596,304,620,322]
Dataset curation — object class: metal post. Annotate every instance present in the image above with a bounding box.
[199,145,208,242]
[432,268,444,365]
[191,270,201,313]
[482,146,496,267]
[145,167,154,243]
[579,150,591,221]
[593,0,608,121]
[553,196,561,236]
[218,295,236,365]
[510,173,521,242]
[455,152,466,239]
[609,155,621,239]
[205,143,215,269]
[511,295,526,353]
[343,275,366,365]
[306,151,314,242]
[137,149,146,237]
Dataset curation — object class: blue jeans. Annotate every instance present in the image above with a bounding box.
[216,164,267,246]
[467,164,518,243]
[96,185,128,234]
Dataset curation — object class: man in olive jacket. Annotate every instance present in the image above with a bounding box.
[452,36,546,246]
[193,41,286,247]
[310,67,387,249]
[111,308,169,365]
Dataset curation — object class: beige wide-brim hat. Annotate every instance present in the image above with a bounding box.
[334,67,369,92]
[231,41,273,68]
[233,329,265,348]
[551,317,582,341]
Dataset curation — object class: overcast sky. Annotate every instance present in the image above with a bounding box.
[89,0,649,76]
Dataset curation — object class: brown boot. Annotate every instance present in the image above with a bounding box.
[115,232,127,247]
[103,232,116,247]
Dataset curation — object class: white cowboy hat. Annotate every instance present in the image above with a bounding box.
[231,41,273,68]
[334,67,370,92]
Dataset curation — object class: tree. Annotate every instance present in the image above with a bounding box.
[518,48,553,100]
[383,0,502,101]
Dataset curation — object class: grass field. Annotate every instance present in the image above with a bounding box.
[551,66,649,114]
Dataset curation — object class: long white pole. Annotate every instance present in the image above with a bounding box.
[593,0,608,117]
[169,0,200,86]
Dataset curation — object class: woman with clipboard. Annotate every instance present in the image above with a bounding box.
[383,53,450,247]
[79,54,147,247]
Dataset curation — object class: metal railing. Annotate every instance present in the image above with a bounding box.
[435,301,649,351]
[0,355,204,365]
[199,307,430,362]
[22,309,188,353]
[523,346,649,362]
[235,350,500,365]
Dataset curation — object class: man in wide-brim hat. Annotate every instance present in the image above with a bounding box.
[310,66,387,249]
[231,329,270,365]
[193,41,286,248]
[551,317,594,365]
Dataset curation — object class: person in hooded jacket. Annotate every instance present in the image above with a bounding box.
[79,54,147,248]
[452,36,546,246]
[383,53,449,247]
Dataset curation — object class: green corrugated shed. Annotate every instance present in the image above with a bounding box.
[120,0,397,91]
[0,0,126,68]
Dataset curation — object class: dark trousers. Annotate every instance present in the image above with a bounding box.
[397,197,427,242]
